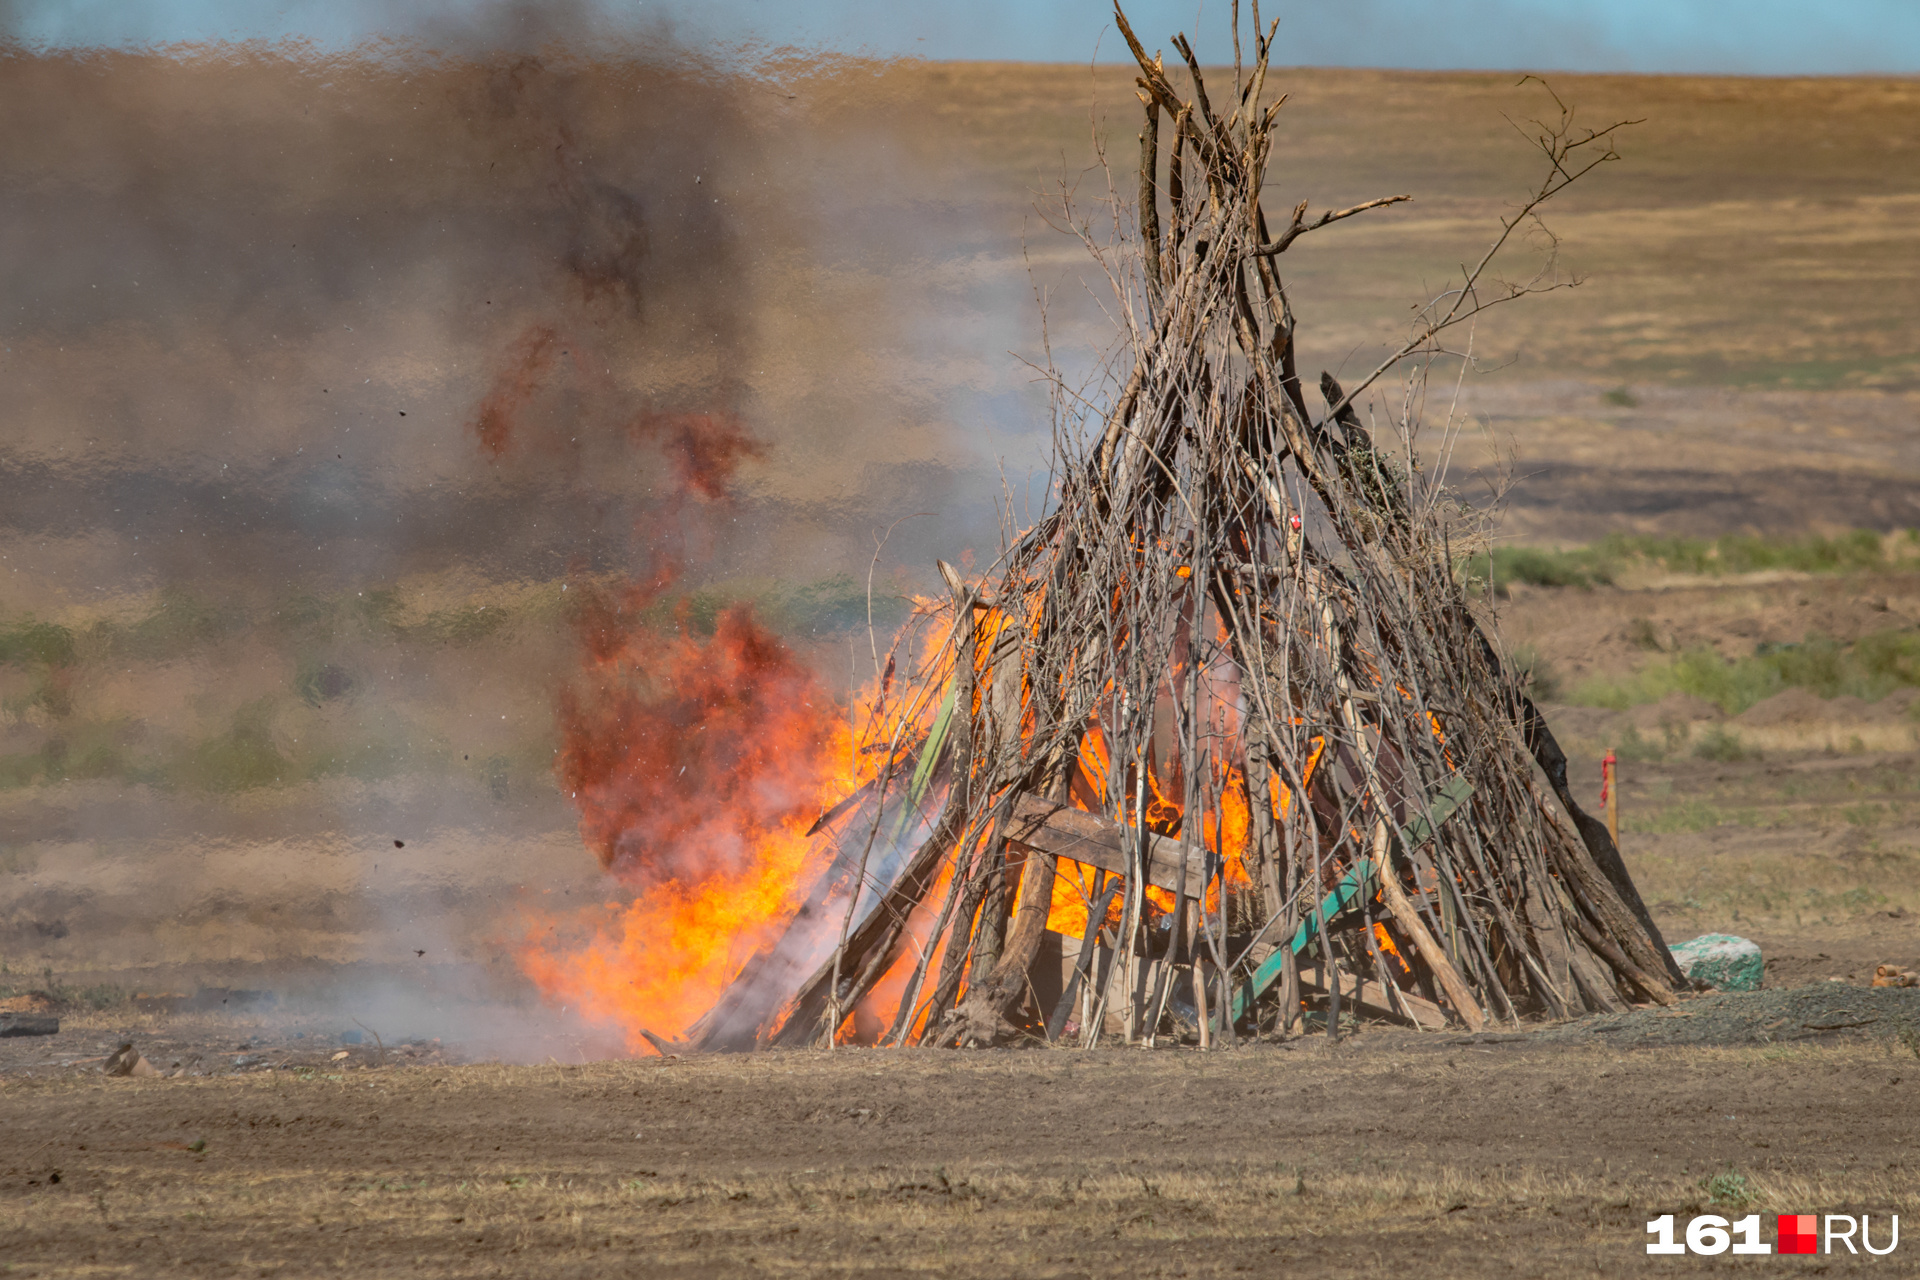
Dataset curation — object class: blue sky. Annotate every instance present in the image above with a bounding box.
[9,0,1920,74]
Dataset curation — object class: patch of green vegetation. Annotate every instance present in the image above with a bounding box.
[1691,725,1759,763]
[0,720,141,788]
[96,588,241,661]
[1572,628,1920,716]
[0,619,77,667]
[1463,546,1614,593]
[415,602,517,646]
[304,734,414,783]
[660,574,910,638]
[1700,1170,1755,1209]
[273,588,406,643]
[0,968,127,1010]
[1,669,75,720]
[1719,355,1920,392]
[1801,885,1888,917]
[1841,802,1884,827]
[1604,352,1920,394]
[1600,528,1901,577]
[1642,863,1903,925]
[0,699,520,796]
[1601,386,1637,407]
[180,698,289,791]
[59,981,127,1011]
[1627,799,1760,834]
[1465,529,1917,597]
[0,572,883,796]
[1611,723,1668,763]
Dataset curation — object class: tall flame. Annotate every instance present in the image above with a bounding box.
[523,603,857,1050]
[493,388,869,1051]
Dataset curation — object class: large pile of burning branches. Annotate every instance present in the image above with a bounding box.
[601,4,1687,1052]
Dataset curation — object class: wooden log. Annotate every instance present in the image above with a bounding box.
[1563,895,1676,1008]
[1519,874,1577,1019]
[1512,682,1684,984]
[918,816,1009,1043]
[1192,958,1211,1049]
[1564,928,1629,1014]
[637,1029,683,1058]
[1005,793,1207,896]
[953,838,1059,1046]
[1371,822,1486,1032]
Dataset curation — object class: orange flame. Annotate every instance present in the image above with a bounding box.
[504,397,874,1052]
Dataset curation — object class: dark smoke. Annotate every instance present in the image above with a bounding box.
[0,27,992,605]
[0,18,1040,1031]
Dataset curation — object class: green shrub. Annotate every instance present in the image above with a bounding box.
[182,699,288,791]
[98,589,238,661]
[1701,1170,1756,1208]
[1473,528,1913,595]
[1461,546,1612,594]
[1573,628,1920,716]
[274,589,405,643]
[1692,725,1758,762]
[1592,528,1900,578]
[1612,723,1666,763]
[0,620,77,668]
[0,752,43,789]
[418,604,514,646]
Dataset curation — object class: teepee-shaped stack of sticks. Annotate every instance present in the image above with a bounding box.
[680,1,1684,1052]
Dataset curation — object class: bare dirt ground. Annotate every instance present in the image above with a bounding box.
[4,1020,1919,1277]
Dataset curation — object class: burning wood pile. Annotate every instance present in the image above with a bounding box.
[672,3,1685,1052]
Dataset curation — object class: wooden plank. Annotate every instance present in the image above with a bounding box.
[1232,777,1475,1024]
[1006,793,1207,896]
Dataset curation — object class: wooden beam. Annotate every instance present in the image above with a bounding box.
[1005,793,1208,896]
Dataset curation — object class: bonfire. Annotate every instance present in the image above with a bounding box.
[652,3,1687,1052]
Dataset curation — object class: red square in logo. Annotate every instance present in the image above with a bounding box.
[1778,1214,1819,1255]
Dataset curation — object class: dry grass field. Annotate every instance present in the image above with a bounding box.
[3,52,1919,1276]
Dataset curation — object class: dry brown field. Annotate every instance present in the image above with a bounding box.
[2,1035,1918,1277]
[3,53,1919,1276]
